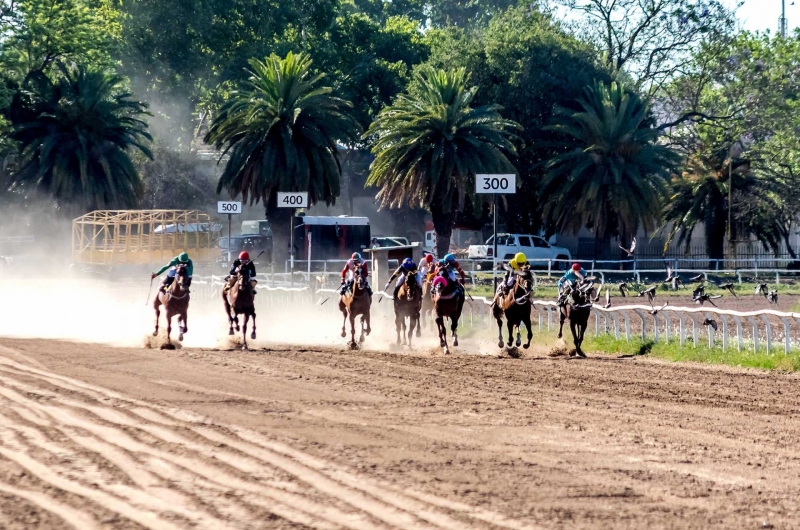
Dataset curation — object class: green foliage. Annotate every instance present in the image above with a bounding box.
[1,0,121,78]
[541,81,679,245]
[4,64,152,210]
[423,7,612,234]
[206,51,360,208]
[366,65,520,255]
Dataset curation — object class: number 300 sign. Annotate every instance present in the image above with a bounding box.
[475,174,516,194]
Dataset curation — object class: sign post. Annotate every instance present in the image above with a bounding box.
[475,174,516,293]
[277,192,309,287]
[217,201,242,263]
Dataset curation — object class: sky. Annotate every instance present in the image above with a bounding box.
[733,0,799,33]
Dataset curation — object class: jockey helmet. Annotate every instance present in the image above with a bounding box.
[402,257,415,270]
[571,263,581,272]
[239,251,250,261]
[178,252,189,263]
[512,252,527,267]
[351,252,362,262]
[444,254,456,264]
[424,254,434,264]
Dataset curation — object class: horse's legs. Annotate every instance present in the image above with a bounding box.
[359,316,366,344]
[165,310,173,342]
[242,313,249,350]
[178,312,185,342]
[224,297,234,336]
[522,314,533,349]
[558,310,566,339]
[181,310,188,335]
[250,311,257,340]
[364,310,371,336]
[576,322,587,357]
[515,320,522,348]
[506,318,515,348]
[408,313,417,347]
[153,305,160,337]
[495,312,504,349]
[395,311,403,345]
[339,303,348,338]
[349,312,357,347]
[436,315,447,350]
[451,316,460,348]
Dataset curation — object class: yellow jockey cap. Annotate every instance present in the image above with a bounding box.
[510,252,527,269]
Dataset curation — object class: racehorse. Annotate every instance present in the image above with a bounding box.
[339,268,372,349]
[393,273,422,347]
[223,269,257,349]
[557,279,594,357]
[492,269,534,349]
[420,275,434,329]
[153,264,189,345]
[431,273,465,354]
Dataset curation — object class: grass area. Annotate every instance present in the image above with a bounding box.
[522,329,800,371]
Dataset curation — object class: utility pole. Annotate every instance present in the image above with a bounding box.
[780,0,788,38]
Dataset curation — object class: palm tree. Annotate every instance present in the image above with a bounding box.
[663,142,790,262]
[205,52,360,265]
[366,66,520,258]
[541,81,679,258]
[5,64,152,211]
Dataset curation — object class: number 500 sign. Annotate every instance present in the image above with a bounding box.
[476,174,516,194]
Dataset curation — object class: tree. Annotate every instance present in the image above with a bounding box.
[541,81,679,257]
[4,64,152,211]
[365,66,520,257]
[553,0,738,99]
[423,6,611,235]
[205,51,360,264]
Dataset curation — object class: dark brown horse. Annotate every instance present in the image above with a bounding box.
[153,264,189,345]
[339,269,372,349]
[431,274,465,354]
[393,273,422,347]
[557,279,594,357]
[223,270,257,349]
[492,269,534,349]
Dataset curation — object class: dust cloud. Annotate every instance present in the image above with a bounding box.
[0,276,478,353]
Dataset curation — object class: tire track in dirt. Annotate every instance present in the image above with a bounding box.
[0,350,534,530]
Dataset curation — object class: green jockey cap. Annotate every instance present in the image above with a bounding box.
[178,252,189,262]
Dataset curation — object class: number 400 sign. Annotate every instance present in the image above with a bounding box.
[277,192,309,208]
[475,174,516,194]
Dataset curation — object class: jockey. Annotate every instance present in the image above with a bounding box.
[418,253,435,285]
[438,254,466,290]
[557,263,587,294]
[384,257,418,299]
[226,251,257,295]
[500,252,529,293]
[151,252,193,292]
[340,252,372,296]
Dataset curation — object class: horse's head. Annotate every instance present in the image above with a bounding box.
[174,264,188,290]
[237,267,250,291]
[354,269,366,291]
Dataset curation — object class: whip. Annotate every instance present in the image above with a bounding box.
[145,276,154,306]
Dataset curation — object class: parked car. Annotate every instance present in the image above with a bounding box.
[219,234,273,264]
[468,233,571,270]
[371,236,410,248]
[423,229,483,255]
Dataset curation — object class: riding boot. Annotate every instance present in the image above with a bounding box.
[366,283,373,297]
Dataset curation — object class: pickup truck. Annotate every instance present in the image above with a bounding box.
[468,233,571,270]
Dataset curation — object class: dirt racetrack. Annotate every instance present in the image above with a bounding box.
[0,339,799,529]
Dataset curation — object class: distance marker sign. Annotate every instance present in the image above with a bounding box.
[277,192,308,208]
[475,174,516,194]
[217,201,242,214]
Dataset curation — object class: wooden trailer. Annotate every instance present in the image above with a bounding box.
[72,210,222,266]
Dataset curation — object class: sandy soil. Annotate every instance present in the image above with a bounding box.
[0,339,798,529]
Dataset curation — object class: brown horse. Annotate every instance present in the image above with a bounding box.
[420,275,434,329]
[393,273,422,347]
[153,264,189,345]
[557,279,594,357]
[339,270,372,349]
[223,271,257,349]
[431,274,465,354]
[492,269,534,349]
